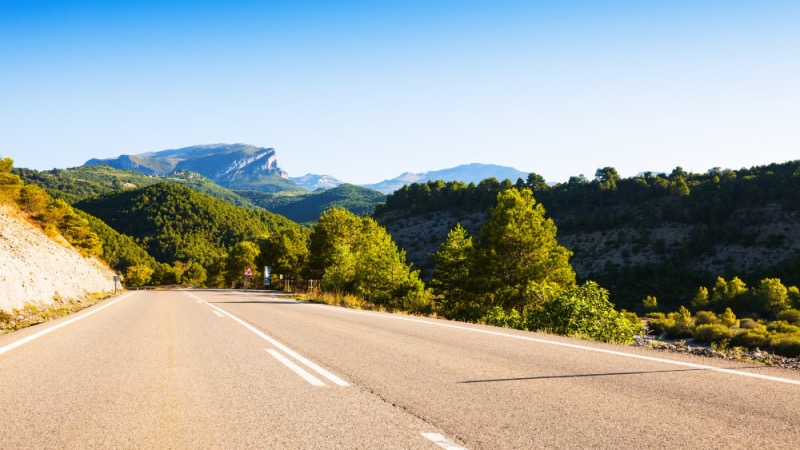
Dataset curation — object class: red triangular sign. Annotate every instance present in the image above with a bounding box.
[244,267,253,277]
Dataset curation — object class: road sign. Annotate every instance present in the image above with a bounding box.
[264,266,271,286]
[243,267,253,278]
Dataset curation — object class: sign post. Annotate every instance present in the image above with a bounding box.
[264,266,271,287]
[243,266,253,290]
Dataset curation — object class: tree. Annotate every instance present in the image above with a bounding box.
[755,278,790,314]
[719,307,739,328]
[125,265,154,287]
[477,188,575,312]
[430,223,476,319]
[257,227,309,280]
[305,208,361,279]
[643,295,658,311]
[225,241,260,286]
[526,172,549,191]
[691,286,710,309]
[595,167,620,190]
[0,156,23,202]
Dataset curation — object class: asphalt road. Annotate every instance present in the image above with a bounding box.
[1,290,799,449]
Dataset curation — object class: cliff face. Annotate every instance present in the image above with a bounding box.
[85,144,290,187]
[0,205,116,312]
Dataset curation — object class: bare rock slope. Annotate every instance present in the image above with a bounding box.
[0,205,115,312]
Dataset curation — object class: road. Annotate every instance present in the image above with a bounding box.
[1,290,799,449]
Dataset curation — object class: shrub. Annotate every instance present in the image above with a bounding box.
[693,324,732,344]
[771,335,800,358]
[645,312,665,320]
[739,318,763,329]
[731,329,769,349]
[719,308,739,328]
[484,306,524,330]
[777,309,800,326]
[642,295,658,311]
[694,311,717,326]
[767,321,800,334]
[648,317,675,336]
[666,307,694,339]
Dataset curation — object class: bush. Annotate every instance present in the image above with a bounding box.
[777,309,800,326]
[665,307,694,339]
[767,321,800,334]
[719,307,739,328]
[484,306,524,330]
[648,317,675,336]
[731,329,769,349]
[739,318,763,329]
[645,312,665,320]
[771,335,800,358]
[693,324,732,344]
[694,311,717,326]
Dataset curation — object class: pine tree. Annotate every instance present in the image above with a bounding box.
[477,188,575,312]
[430,223,476,319]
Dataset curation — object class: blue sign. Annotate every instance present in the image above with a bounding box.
[264,266,271,286]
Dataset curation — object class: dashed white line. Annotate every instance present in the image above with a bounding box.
[422,432,468,450]
[266,349,326,387]
[0,292,136,357]
[186,292,349,387]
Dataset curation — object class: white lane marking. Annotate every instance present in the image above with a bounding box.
[196,300,203,304]
[422,432,468,450]
[266,349,326,387]
[0,292,136,357]
[308,304,800,387]
[186,292,349,387]
[213,311,224,318]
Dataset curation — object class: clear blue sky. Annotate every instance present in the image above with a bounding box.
[2,1,799,184]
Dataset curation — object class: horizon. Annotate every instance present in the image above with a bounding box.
[2,1,799,185]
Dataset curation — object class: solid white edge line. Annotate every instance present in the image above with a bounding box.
[308,304,800,387]
[213,311,224,318]
[421,432,468,450]
[186,292,350,387]
[0,292,136,357]
[266,349,326,387]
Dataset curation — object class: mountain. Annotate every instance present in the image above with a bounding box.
[238,184,385,224]
[85,144,303,192]
[290,174,344,191]
[363,163,530,194]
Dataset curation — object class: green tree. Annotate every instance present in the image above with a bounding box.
[17,184,50,217]
[125,265,154,287]
[305,208,361,279]
[691,286,710,309]
[755,278,790,314]
[225,241,260,286]
[257,227,309,280]
[719,307,739,328]
[643,295,658,311]
[595,167,620,190]
[430,223,477,319]
[477,188,575,312]
[0,156,23,202]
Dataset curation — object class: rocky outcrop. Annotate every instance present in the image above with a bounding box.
[0,205,116,312]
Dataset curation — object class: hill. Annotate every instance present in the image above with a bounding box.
[374,162,800,311]
[238,184,385,224]
[15,165,260,208]
[75,183,303,268]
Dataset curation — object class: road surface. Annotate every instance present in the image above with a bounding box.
[1,290,799,449]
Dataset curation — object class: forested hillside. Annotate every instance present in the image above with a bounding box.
[375,161,800,311]
[15,165,259,208]
[239,184,385,224]
[75,183,306,286]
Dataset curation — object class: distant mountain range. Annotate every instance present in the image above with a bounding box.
[85,144,532,195]
[362,163,530,194]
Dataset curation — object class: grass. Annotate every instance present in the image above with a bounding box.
[0,291,113,335]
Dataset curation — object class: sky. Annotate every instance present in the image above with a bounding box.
[1,1,799,185]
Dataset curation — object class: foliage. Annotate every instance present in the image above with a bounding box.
[0,156,24,202]
[256,226,310,280]
[307,208,430,312]
[719,307,739,328]
[770,336,800,358]
[777,309,800,326]
[693,324,732,344]
[429,223,477,320]
[125,265,155,287]
[528,282,638,343]
[241,184,386,225]
[642,295,658,311]
[76,183,301,268]
[477,188,575,312]
[224,241,260,286]
[694,311,717,326]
